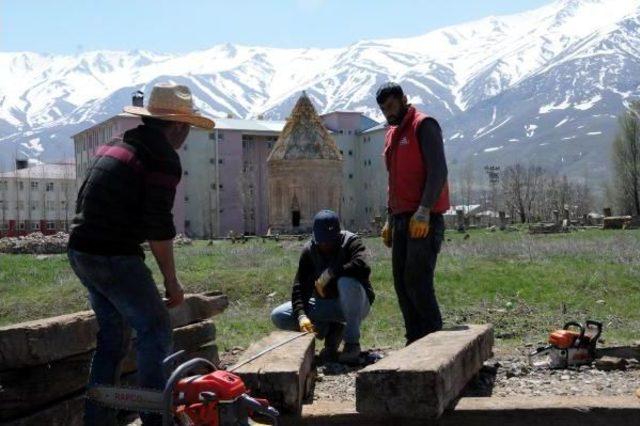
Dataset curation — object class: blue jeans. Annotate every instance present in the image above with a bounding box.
[68,249,172,426]
[270,276,370,344]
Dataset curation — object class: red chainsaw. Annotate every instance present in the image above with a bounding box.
[87,354,280,426]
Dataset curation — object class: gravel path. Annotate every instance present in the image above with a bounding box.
[312,345,640,402]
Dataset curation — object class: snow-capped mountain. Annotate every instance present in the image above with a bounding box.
[1,0,639,184]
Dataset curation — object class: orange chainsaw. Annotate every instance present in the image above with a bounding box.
[529,320,602,369]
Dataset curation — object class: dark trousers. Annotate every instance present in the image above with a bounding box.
[391,212,445,344]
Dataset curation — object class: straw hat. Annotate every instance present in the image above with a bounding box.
[124,83,215,129]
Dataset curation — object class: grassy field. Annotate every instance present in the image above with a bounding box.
[1,228,640,352]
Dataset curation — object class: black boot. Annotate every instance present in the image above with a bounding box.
[319,322,344,363]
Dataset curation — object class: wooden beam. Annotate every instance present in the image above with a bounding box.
[0,292,228,370]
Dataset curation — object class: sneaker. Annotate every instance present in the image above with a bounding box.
[338,343,361,365]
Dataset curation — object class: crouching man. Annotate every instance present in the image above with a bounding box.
[270,210,375,364]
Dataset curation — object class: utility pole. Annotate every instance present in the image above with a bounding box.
[484,165,501,214]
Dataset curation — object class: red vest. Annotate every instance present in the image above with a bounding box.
[383,107,451,215]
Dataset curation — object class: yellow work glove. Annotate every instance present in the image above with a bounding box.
[314,269,333,298]
[298,314,315,333]
[381,220,392,248]
[409,206,430,239]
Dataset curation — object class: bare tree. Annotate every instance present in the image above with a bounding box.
[502,164,545,223]
[502,164,526,223]
[0,158,7,233]
[461,157,475,207]
[612,101,640,215]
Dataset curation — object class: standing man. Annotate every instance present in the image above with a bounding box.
[376,82,450,346]
[270,210,375,364]
[67,83,214,426]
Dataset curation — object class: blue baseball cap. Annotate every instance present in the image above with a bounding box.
[312,210,341,244]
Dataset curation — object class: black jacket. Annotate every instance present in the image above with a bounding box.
[69,125,181,257]
[291,231,375,319]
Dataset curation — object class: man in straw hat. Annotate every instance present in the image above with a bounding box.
[67,83,214,426]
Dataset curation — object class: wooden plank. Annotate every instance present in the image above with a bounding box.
[0,320,216,421]
[233,331,315,415]
[5,395,85,426]
[356,324,493,419]
[5,340,221,426]
[0,292,228,370]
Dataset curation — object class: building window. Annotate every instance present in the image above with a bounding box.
[46,201,56,211]
[218,133,224,141]
[31,222,40,230]
[340,150,344,155]
[183,144,188,151]
[218,159,224,164]
[209,132,215,140]
[18,182,24,191]
[219,184,224,190]
[339,130,344,134]
[210,158,215,164]
[18,201,24,210]
[47,222,56,230]
[31,201,38,210]
[18,222,25,230]
[0,222,8,231]
[348,150,353,156]
[184,170,189,176]
[184,196,189,202]
[0,181,7,190]
[61,200,67,209]
[46,182,54,192]
[348,174,353,179]
[31,181,39,191]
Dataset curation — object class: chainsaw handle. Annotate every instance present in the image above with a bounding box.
[585,320,603,343]
[563,321,585,343]
[162,350,186,378]
[241,394,280,425]
[162,358,217,426]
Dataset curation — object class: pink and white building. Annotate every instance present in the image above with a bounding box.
[72,104,385,238]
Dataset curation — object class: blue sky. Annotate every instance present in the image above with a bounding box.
[2,0,553,54]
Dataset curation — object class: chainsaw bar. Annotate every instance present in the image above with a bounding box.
[87,385,165,414]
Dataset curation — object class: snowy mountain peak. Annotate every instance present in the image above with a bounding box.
[0,0,639,185]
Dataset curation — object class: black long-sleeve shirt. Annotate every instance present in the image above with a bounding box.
[291,231,375,319]
[69,125,181,257]
[417,117,448,211]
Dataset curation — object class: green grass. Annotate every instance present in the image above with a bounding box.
[1,228,640,352]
